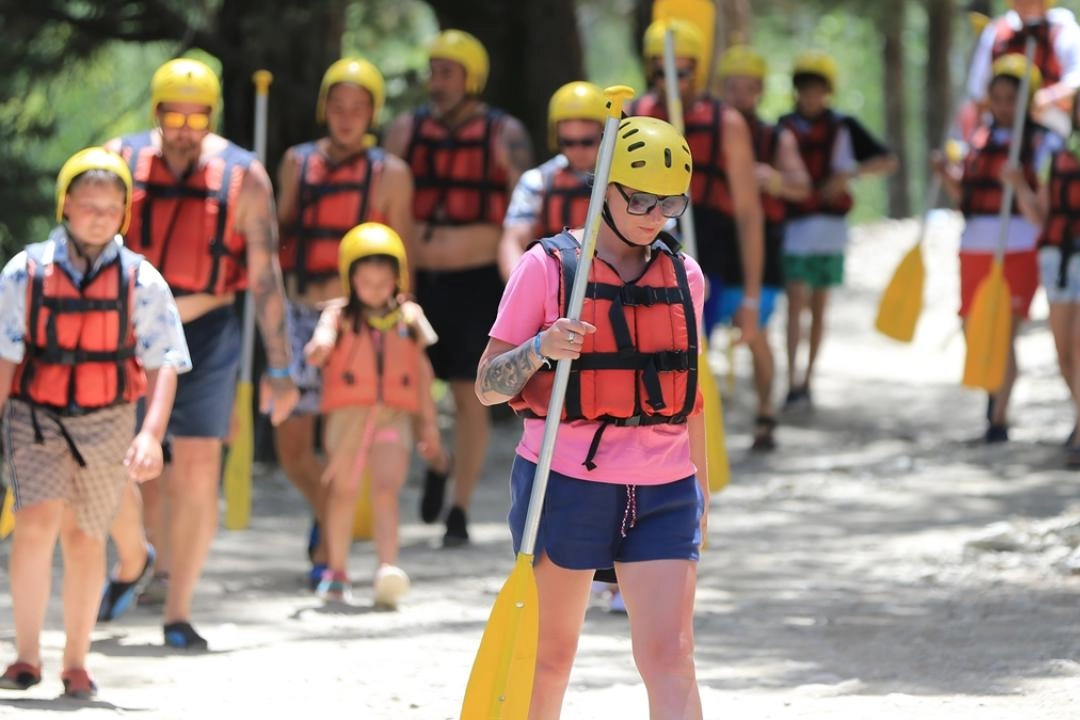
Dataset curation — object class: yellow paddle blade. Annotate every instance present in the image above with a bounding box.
[875,243,925,343]
[351,470,374,540]
[653,0,717,93]
[963,262,1011,392]
[0,486,14,540]
[698,344,730,493]
[223,381,254,530]
[461,553,539,720]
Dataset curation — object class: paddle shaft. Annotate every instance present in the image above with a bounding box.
[519,88,632,557]
[238,71,273,384]
[662,27,700,259]
[990,34,1037,264]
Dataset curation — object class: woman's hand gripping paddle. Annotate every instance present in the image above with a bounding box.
[963,34,1036,391]
[656,0,729,494]
[459,85,635,720]
[224,70,272,530]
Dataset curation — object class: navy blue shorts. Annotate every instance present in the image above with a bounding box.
[508,456,703,570]
[416,264,504,381]
[169,306,241,439]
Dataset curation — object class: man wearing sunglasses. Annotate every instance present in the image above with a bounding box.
[385,30,532,547]
[101,57,298,650]
[273,57,432,587]
[499,81,607,281]
[627,19,765,350]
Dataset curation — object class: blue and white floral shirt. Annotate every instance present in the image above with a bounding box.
[0,226,192,373]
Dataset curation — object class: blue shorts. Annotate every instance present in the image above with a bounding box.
[168,306,241,439]
[702,275,782,332]
[286,300,323,416]
[508,456,703,570]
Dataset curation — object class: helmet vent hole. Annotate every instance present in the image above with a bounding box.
[664,148,672,168]
[631,160,647,168]
[622,128,640,138]
[627,141,646,152]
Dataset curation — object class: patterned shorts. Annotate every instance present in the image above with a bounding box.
[2,399,136,538]
[286,300,323,416]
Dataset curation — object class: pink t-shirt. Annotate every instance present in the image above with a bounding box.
[489,239,706,485]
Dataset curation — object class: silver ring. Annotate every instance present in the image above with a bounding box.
[567,331,576,343]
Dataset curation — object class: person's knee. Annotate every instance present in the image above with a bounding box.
[633,632,695,684]
[535,640,578,684]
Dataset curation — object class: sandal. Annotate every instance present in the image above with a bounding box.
[163,621,209,651]
[98,543,156,622]
[419,453,453,525]
[751,415,777,452]
[0,661,41,691]
[60,668,97,699]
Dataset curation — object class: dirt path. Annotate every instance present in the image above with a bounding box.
[2,213,1079,719]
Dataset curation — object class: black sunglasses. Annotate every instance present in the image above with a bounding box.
[650,67,695,82]
[557,136,600,149]
[615,183,689,218]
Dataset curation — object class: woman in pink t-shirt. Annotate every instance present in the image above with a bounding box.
[475,117,708,719]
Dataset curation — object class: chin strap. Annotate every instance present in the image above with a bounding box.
[601,201,649,249]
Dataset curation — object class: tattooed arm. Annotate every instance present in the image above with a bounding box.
[237,159,299,424]
[496,115,534,195]
[475,317,596,406]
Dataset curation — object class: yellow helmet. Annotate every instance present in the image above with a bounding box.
[792,50,838,91]
[338,222,409,296]
[316,57,386,125]
[547,81,607,151]
[149,58,221,121]
[56,147,133,235]
[718,45,767,81]
[991,52,1044,96]
[608,116,693,197]
[643,19,706,91]
[428,29,489,95]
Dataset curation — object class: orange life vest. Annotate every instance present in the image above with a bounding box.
[280,144,388,293]
[960,124,1041,217]
[11,238,147,416]
[627,93,734,215]
[778,110,854,218]
[404,106,509,226]
[1038,148,1080,285]
[320,305,423,414]
[509,232,699,471]
[120,131,253,295]
[746,113,786,225]
[536,161,591,238]
[991,18,1063,86]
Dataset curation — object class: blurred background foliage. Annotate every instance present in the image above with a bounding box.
[1,0,1077,262]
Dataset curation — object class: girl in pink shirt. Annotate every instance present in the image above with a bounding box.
[475,116,708,719]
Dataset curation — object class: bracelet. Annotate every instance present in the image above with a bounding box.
[532,333,551,368]
[266,366,291,379]
[741,296,760,310]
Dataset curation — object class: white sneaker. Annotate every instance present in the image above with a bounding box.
[608,589,627,615]
[374,565,410,610]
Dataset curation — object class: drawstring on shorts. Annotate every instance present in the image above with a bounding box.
[30,406,88,468]
[620,484,637,538]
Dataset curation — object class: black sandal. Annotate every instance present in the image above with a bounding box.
[751,415,777,452]
[419,453,453,524]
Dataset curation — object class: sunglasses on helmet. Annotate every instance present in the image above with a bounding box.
[615,183,689,218]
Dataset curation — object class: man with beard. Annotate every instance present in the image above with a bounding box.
[385,29,532,546]
[98,58,298,649]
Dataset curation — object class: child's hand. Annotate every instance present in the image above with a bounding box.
[124,431,163,482]
[416,420,443,464]
[820,171,852,200]
[304,339,332,367]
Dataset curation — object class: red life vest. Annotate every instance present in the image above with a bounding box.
[509,232,699,470]
[991,18,1063,86]
[320,304,423,414]
[1038,148,1080,286]
[627,93,734,215]
[746,114,786,225]
[11,238,147,416]
[778,110,854,217]
[536,160,591,238]
[960,124,1041,217]
[404,106,509,226]
[280,144,388,293]
[119,131,253,295]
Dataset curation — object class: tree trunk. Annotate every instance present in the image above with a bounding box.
[925,0,954,153]
[881,0,910,218]
[718,0,751,47]
[426,0,584,159]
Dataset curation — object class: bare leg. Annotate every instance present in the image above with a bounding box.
[447,380,490,511]
[747,329,776,418]
[109,481,151,582]
[139,469,169,573]
[274,413,327,562]
[9,499,64,667]
[806,288,830,390]
[785,281,809,390]
[163,437,222,624]
[369,443,409,568]
[59,509,106,671]
[529,556,594,719]
[989,318,1023,427]
[616,559,702,720]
